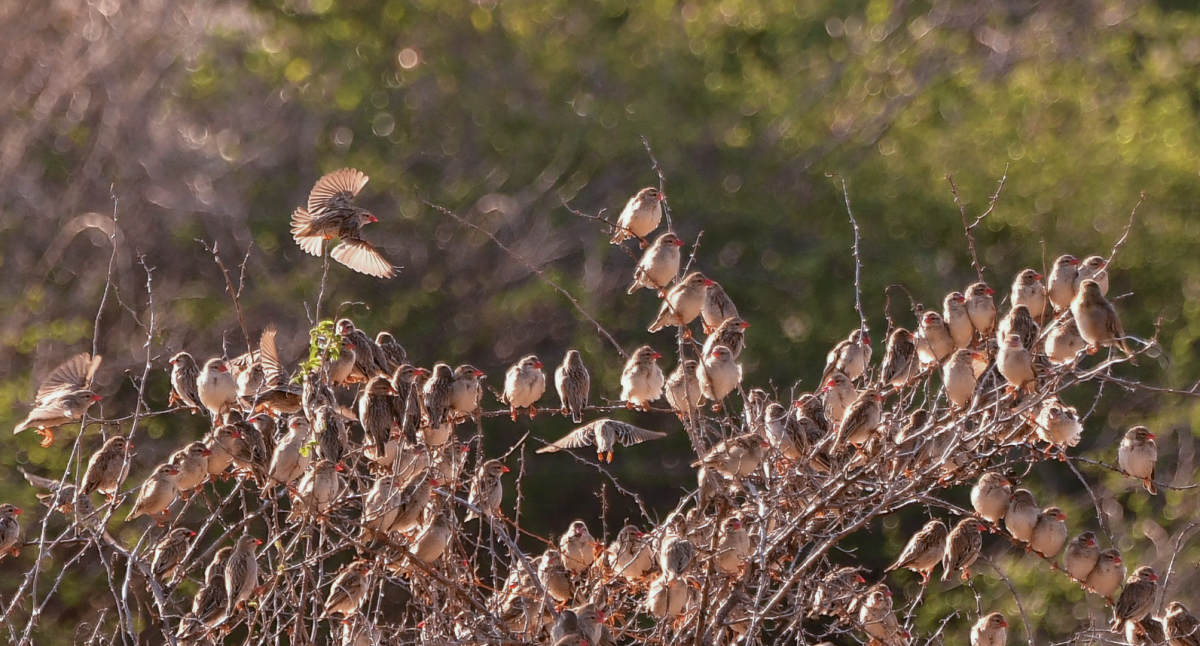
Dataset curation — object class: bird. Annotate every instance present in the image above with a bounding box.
[658,514,696,578]
[628,232,683,294]
[1077,255,1110,295]
[647,575,693,619]
[837,389,883,449]
[536,549,572,603]
[943,291,974,349]
[1045,314,1088,364]
[1005,489,1039,544]
[500,355,546,420]
[1163,601,1200,646]
[879,328,917,388]
[176,548,232,640]
[1064,531,1100,583]
[449,364,486,423]
[942,518,985,581]
[151,527,196,581]
[1131,613,1169,646]
[407,508,452,567]
[390,364,428,443]
[1029,506,1068,559]
[610,187,664,245]
[694,433,768,479]
[323,560,372,619]
[126,464,181,523]
[811,566,867,620]
[14,352,102,447]
[822,371,857,423]
[965,282,998,340]
[358,376,397,452]
[1071,279,1135,362]
[360,473,405,542]
[697,345,742,406]
[916,311,955,367]
[648,272,714,334]
[537,418,667,463]
[290,168,396,277]
[970,612,1008,646]
[313,405,348,467]
[204,424,240,479]
[1033,400,1082,454]
[168,351,202,411]
[422,363,455,428]
[375,331,408,373]
[997,304,1040,354]
[971,473,1011,524]
[700,282,740,334]
[337,319,390,382]
[1011,268,1048,322]
[554,350,590,424]
[290,459,344,520]
[886,519,947,585]
[620,345,665,411]
[225,535,262,616]
[603,525,653,581]
[714,516,751,574]
[0,504,21,559]
[196,358,238,419]
[1048,254,1081,312]
[559,519,599,573]
[943,349,985,409]
[81,435,131,500]
[858,585,905,645]
[168,441,212,495]
[702,316,750,359]
[822,329,872,382]
[664,359,702,420]
[1085,549,1126,601]
[465,459,509,521]
[269,415,312,486]
[996,333,1036,393]
[1111,566,1158,631]
[1118,426,1158,494]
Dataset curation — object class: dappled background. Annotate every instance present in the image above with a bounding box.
[1,0,1200,642]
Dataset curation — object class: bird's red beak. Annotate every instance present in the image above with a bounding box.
[201,448,213,457]
[985,287,996,295]
[13,508,22,516]
[501,466,510,473]
[1033,273,1043,280]
[651,352,662,360]
[91,394,102,402]
[534,361,543,370]
[674,238,684,247]
[703,278,715,286]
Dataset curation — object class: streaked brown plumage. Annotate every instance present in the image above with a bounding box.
[358,376,397,452]
[422,363,455,428]
[1118,426,1158,495]
[604,525,653,581]
[886,519,947,584]
[291,168,396,278]
[390,364,428,442]
[1111,566,1158,631]
[702,316,750,359]
[169,441,211,494]
[823,329,871,382]
[449,364,486,423]
[126,464,180,522]
[942,518,985,581]
[648,272,713,333]
[879,328,917,387]
[323,560,372,618]
[965,282,997,339]
[559,519,599,573]
[269,415,312,486]
[837,389,883,448]
[337,319,390,381]
[14,352,102,447]
[538,549,572,603]
[0,504,21,558]
[1164,601,1200,646]
[169,351,202,410]
[466,459,509,521]
[944,291,973,349]
[1071,279,1135,362]
[81,436,131,499]
[375,331,408,373]
[1005,489,1039,544]
[700,281,740,334]
[152,527,196,581]
[916,311,955,367]
[314,405,348,466]
[554,350,590,424]
[290,459,344,520]
[225,535,262,615]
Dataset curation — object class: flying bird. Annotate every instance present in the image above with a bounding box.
[14,352,102,447]
[537,418,667,463]
[291,168,397,278]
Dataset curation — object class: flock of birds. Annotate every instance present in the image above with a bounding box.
[0,170,1196,646]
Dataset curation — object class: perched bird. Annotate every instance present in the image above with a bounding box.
[822,371,857,423]
[879,328,917,388]
[811,566,867,620]
[942,518,985,581]
[1045,315,1088,364]
[408,508,452,567]
[837,389,883,449]
[176,547,232,639]
[197,358,238,419]
[1048,254,1081,312]
[887,519,947,584]
[1011,268,1048,322]
[697,345,742,406]
[360,473,405,541]
[604,525,653,581]
[337,319,389,382]
[1132,613,1169,646]
[313,405,348,466]
[628,232,683,294]
[388,471,438,536]
[647,575,693,619]
[965,282,998,340]
[375,331,408,373]
[620,345,665,410]
[1071,279,1135,362]
[325,337,358,386]
[14,352,102,447]
[423,363,455,428]
[225,535,262,615]
[1077,255,1110,295]
[290,168,396,278]
[501,355,546,420]
[971,473,1011,524]
[553,350,591,424]
[151,527,196,581]
[1034,401,1082,453]
[702,316,750,359]
[168,441,212,495]
[323,560,372,619]
[823,329,872,382]
[658,515,696,578]
[168,351,202,410]
[971,612,1008,646]
[358,376,397,452]
[1085,549,1126,601]
[714,516,752,574]
[996,334,1036,392]
[290,459,344,520]
[449,364,486,423]
[1118,426,1158,495]
[1005,489,1039,544]
[701,282,740,335]
[858,585,905,645]
[126,464,181,522]
[269,416,312,486]
[465,459,509,521]
[943,292,974,349]
[694,433,767,479]
[559,519,599,573]
[943,349,985,409]
[205,424,240,478]
[648,272,714,334]
[997,304,1040,354]
[1064,531,1100,583]
[1029,507,1068,559]
[81,435,131,499]
[390,364,428,442]
[537,549,572,603]
[916,311,955,367]
[1111,566,1158,631]
[665,359,702,420]
[610,187,664,245]
[537,418,667,463]
[1163,601,1200,646]
[0,504,21,559]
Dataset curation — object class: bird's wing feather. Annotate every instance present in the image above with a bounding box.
[308,168,368,213]
[332,239,396,279]
[609,420,668,446]
[37,353,99,402]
